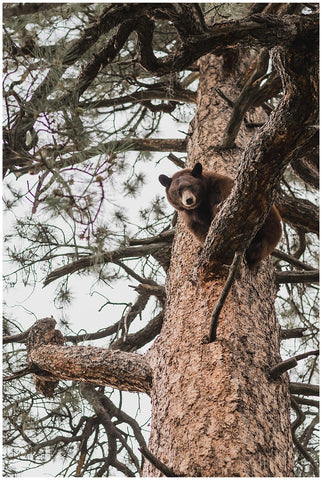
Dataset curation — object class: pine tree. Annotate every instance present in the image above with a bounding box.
[3,3,319,477]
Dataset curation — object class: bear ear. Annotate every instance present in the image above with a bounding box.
[191,162,203,178]
[159,174,172,188]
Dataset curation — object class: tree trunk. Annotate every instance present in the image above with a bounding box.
[144,53,294,477]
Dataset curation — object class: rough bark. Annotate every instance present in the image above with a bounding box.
[144,53,294,477]
[26,319,152,397]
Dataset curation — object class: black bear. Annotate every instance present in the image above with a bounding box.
[159,162,282,268]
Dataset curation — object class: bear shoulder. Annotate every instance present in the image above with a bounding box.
[202,170,234,205]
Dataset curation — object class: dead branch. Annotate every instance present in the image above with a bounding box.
[275,270,319,285]
[272,250,315,271]
[139,445,180,477]
[26,318,152,397]
[276,190,319,234]
[270,350,319,379]
[291,396,319,408]
[281,328,307,340]
[290,382,319,397]
[207,251,243,342]
[221,48,269,148]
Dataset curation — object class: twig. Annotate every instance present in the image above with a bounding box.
[208,251,243,342]
[139,445,180,477]
[215,87,234,108]
[270,350,319,379]
[128,229,175,246]
[3,326,32,344]
[3,365,39,381]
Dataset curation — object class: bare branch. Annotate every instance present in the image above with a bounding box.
[270,350,319,379]
[26,319,152,396]
[110,312,164,352]
[291,396,319,408]
[129,229,175,246]
[281,328,307,340]
[65,292,152,344]
[3,326,32,344]
[43,242,170,286]
[290,383,319,397]
[3,365,37,382]
[207,251,243,343]
[272,250,315,271]
[221,48,269,148]
[139,445,179,477]
[275,270,319,285]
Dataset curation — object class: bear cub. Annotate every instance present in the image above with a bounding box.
[159,162,282,268]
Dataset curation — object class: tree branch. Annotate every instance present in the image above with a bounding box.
[290,382,319,397]
[26,318,152,397]
[3,326,32,344]
[65,291,152,344]
[16,139,187,176]
[281,328,307,340]
[270,350,319,379]
[276,190,319,234]
[139,445,179,477]
[221,48,269,148]
[50,87,197,112]
[43,242,170,286]
[77,19,138,98]
[272,250,315,271]
[135,13,317,76]
[3,365,38,382]
[207,251,243,342]
[80,383,179,476]
[128,229,175,246]
[3,3,67,18]
[275,270,319,285]
[291,395,319,408]
[110,312,164,352]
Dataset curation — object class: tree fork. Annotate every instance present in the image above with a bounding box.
[199,46,318,276]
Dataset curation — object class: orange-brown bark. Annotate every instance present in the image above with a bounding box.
[26,318,152,396]
[144,53,294,477]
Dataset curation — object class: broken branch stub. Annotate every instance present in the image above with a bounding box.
[26,318,152,397]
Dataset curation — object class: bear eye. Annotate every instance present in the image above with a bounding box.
[178,187,183,196]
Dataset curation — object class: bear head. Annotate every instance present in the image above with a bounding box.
[159,163,205,211]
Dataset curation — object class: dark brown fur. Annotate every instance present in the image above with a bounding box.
[159,163,282,268]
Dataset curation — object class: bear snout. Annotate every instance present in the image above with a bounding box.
[181,190,197,208]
